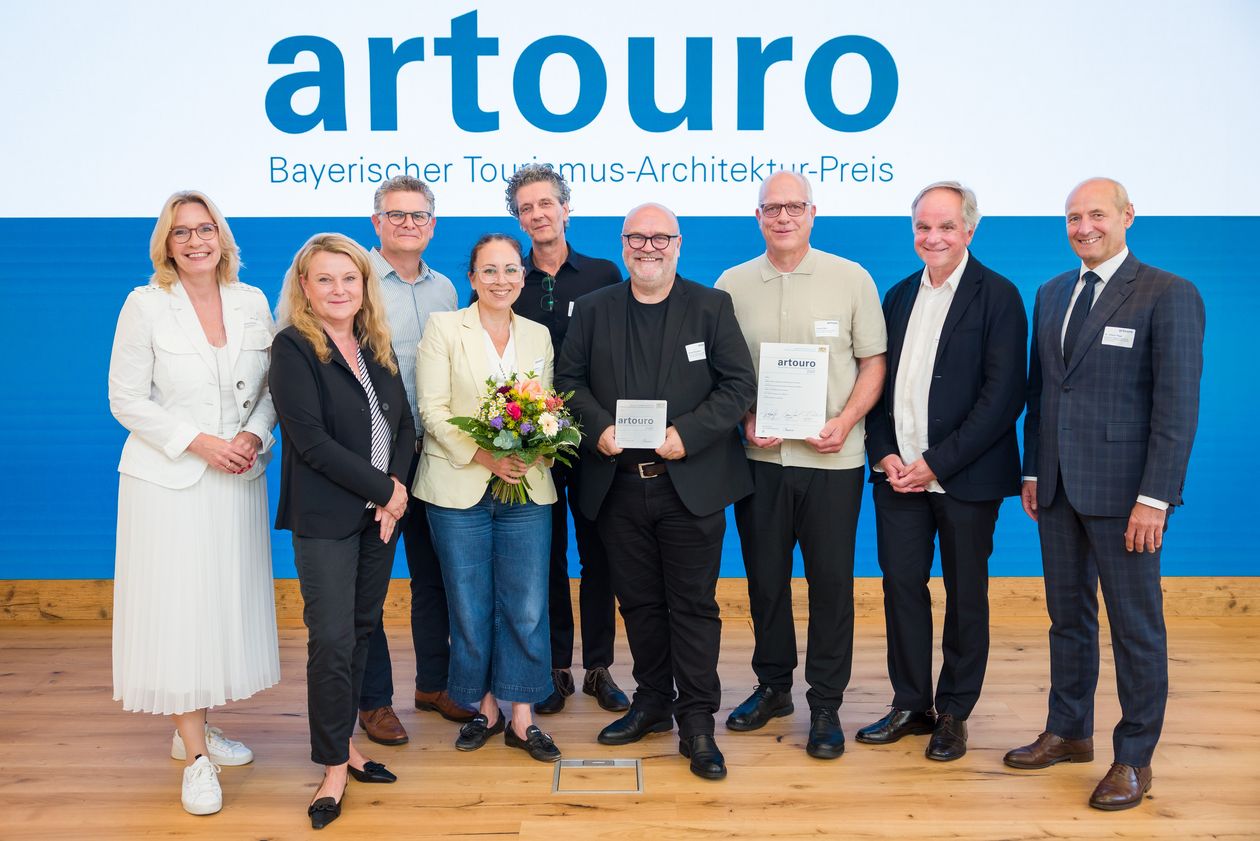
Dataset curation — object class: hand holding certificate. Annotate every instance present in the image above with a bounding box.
[755,343,829,440]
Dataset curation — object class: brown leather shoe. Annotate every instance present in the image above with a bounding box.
[1088,763,1152,811]
[414,689,476,723]
[358,706,408,745]
[1003,731,1094,769]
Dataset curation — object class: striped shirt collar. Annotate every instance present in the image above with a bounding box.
[370,246,434,286]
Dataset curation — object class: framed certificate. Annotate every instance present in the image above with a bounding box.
[755,343,829,439]
[615,399,667,449]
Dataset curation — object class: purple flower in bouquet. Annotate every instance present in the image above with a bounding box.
[489,416,504,430]
[520,421,534,435]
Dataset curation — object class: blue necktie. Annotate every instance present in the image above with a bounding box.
[1063,271,1101,364]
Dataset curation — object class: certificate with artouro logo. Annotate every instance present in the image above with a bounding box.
[755,343,829,440]
[615,400,667,449]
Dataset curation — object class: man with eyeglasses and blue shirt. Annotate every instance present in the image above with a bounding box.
[356,176,472,748]
[500,164,629,718]
[715,171,887,760]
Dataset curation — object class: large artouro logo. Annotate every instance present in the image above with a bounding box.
[266,11,898,135]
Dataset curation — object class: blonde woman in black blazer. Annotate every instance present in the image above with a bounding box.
[271,233,414,830]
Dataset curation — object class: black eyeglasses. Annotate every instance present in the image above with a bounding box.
[170,223,218,243]
[759,201,811,218]
[380,210,433,226]
[622,233,679,250]
[540,274,555,312]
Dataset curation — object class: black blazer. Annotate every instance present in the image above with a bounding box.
[556,277,756,519]
[271,325,416,538]
[866,254,1027,502]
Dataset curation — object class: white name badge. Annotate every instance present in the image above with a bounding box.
[568,300,575,316]
[1102,326,1136,348]
[532,357,546,374]
[755,343,830,440]
[615,399,667,449]
[685,341,706,362]
[815,319,841,338]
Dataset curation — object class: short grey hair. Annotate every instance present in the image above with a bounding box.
[373,176,435,215]
[505,164,571,218]
[911,181,980,230]
[758,170,814,205]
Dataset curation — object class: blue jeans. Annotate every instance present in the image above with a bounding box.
[426,490,552,706]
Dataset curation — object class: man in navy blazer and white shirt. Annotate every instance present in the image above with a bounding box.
[1006,178,1205,811]
[859,182,1027,762]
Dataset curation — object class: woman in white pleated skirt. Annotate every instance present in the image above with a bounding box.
[108,190,280,816]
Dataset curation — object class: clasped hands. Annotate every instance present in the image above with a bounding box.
[190,431,262,475]
[878,453,937,493]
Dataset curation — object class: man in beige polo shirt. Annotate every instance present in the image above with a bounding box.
[715,171,887,759]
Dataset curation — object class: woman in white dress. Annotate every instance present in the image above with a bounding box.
[108,190,280,816]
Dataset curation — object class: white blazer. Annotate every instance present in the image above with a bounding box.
[108,280,277,489]
[413,304,557,509]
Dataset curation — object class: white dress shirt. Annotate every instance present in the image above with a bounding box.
[886,252,968,493]
[482,324,517,382]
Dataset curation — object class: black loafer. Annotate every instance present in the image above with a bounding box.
[806,708,846,759]
[725,685,794,732]
[455,712,505,751]
[583,667,630,712]
[855,708,936,744]
[347,760,396,783]
[597,709,674,745]
[505,723,562,762]
[534,669,576,715]
[926,714,968,761]
[679,734,727,780]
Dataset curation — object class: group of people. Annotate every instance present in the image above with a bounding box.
[108,167,1204,828]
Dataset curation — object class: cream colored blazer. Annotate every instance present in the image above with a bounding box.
[108,280,277,489]
[412,304,557,509]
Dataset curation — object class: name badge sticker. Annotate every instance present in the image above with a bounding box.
[1101,326,1136,349]
[815,320,841,338]
[532,357,546,374]
[685,342,706,362]
[568,300,575,316]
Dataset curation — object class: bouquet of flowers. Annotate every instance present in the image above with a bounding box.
[447,371,582,504]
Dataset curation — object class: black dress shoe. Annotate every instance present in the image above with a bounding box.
[534,669,576,715]
[583,667,630,712]
[726,685,794,732]
[308,797,341,830]
[347,760,397,783]
[679,735,727,780]
[597,708,674,745]
[505,722,562,762]
[455,712,506,751]
[926,714,968,761]
[806,708,846,759]
[855,708,936,744]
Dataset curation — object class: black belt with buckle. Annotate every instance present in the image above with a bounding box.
[634,462,667,479]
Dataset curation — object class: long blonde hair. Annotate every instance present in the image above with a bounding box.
[275,233,397,374]
[148,190,241,289]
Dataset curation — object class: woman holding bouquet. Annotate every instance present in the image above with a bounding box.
[413,233,562,762]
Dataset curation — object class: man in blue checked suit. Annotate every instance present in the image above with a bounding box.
[1005,178,1205,811]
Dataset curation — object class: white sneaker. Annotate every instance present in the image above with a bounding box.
[171,724,254,766]
[181,756,223,816]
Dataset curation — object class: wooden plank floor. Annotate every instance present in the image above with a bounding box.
[2,615,1258,840]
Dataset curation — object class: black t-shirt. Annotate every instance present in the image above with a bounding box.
[511,246,622,351]
[617,294,668,470]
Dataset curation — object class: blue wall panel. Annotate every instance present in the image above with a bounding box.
[0,215,1249,578]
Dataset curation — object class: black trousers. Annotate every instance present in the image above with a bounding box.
[1039,479,1168,767]
[547,460,616,670]
[294,508,399,765]
[872,481,1000,718]
[597,473,724,739]
[734,462,862,710]
[360,453,451,709]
